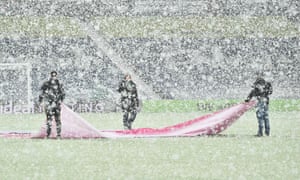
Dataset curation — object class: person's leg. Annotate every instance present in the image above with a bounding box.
[121,99,131,129]
[46,112,53,138]
[123,111,129,129]
[264,105,270,136]
[256,102,264,136]
[45,102,55,138]
[128,110,137,130]
[54,107,62,138]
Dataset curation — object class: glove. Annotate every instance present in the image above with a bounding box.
[38,98,43,106]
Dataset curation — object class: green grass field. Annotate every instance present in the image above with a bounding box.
[0,107,299,179]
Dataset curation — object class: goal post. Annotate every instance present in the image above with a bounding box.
[0,63,33,113]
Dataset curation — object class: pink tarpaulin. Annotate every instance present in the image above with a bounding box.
[0,101,255,139]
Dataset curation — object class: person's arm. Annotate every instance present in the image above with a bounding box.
[38,82,48,104]
[127,81,139,106]
[266,82,272,95]
[117,80,125,92]
[59,83,65,102]
[134,85,139,107]
[245,89,255,102]
[126,80,136,92]
[38,94,44,104]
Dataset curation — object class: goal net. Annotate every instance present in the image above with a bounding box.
[0,63,32,113]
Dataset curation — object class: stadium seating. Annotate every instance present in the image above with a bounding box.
[0,0,299,112]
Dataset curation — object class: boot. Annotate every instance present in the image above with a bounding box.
[128,121,132,130]
[256,128,263,137]
[265,130,270,136]
[46,128,51,138]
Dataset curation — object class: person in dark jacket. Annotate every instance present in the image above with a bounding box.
[245,75,272,136]
[39,71,65,138]
[118,74,139,130]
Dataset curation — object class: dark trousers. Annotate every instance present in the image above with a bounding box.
[123,110,137,130]
[256,101,270,136]
[45,107,62,137]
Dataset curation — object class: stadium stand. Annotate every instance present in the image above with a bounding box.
[0,0,299,112]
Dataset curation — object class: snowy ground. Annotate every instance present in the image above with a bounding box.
[0,111,299,179]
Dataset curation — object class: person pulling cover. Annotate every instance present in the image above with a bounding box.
[39,71,65,138]
[245,73,272,136]
[118,74,139,130]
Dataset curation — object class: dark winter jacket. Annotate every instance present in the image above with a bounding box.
[39,78,65,105]
[245,78,272,104]
[118,79,139,110]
